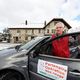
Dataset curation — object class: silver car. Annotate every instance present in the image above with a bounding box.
[0,32,80,80]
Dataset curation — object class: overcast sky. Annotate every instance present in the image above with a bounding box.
[0,0,80,32]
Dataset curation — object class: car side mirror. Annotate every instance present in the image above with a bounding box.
[15,45,21,51]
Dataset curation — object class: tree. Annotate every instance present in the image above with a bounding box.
[3,28,11,43]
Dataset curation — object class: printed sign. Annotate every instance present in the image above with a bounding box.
[37,59,68,80]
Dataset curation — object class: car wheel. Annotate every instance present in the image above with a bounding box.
[0,72,23,80]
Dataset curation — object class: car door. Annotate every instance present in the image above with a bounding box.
[28,32,80,80]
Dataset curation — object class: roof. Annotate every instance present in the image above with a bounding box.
[8,18,72,30]
[44,18,72,29]
[8,24,44,29]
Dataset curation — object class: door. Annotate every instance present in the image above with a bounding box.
[28,32,80,80]
[16,37,18,41]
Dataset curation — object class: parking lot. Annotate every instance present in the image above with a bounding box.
[0,43,20,50]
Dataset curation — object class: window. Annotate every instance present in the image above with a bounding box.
[30,37,50,53]
[31,36,34,39]
[19,37,21,39]
[36,33,80,59]
[17,30,20,33]
[20,37,50,50]
[54,21,58,26]
[47,29,49,33]
[39,42,52,55]
[25,37,28,40]
[32,29,34,34]
[16,37,18,41]
[52,29,54,33]
[39,29,41,33]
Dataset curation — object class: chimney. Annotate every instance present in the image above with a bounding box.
[44,21,46,26]
[25,20,27,25]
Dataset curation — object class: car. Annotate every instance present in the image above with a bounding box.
[0,36,50,56]
[0,36,50,80]
[0,32,80,80]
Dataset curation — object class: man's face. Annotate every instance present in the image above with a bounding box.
[55,23,64,35]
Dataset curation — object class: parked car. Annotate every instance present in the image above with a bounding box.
[0,36,49,56]
[0,36,50,80]
[0,32,80,80]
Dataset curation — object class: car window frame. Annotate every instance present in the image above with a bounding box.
[27,36,51,55]
[34,32,80,60]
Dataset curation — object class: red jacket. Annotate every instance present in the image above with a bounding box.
[52,34,70,58]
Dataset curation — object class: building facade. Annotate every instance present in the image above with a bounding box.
[8,18,71,43]
[9,28,44,43]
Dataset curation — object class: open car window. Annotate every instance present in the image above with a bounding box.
[39,32,80,59]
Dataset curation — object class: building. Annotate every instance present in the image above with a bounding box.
[44,18,71,35]
[9,24,45,43]
[8,18,71,43]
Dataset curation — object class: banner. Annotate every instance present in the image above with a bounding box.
[37,59,68,80]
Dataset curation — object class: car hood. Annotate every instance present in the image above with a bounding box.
[0,47,29,70]
[0,47,18,57]
[0,47,29,58]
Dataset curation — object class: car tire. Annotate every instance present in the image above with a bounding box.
[0,71,23,80]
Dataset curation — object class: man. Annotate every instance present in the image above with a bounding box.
[52,22,70,58]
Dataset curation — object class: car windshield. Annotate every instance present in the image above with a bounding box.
[19,37,44,50]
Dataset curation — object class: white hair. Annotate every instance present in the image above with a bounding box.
[55,22,64,28]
